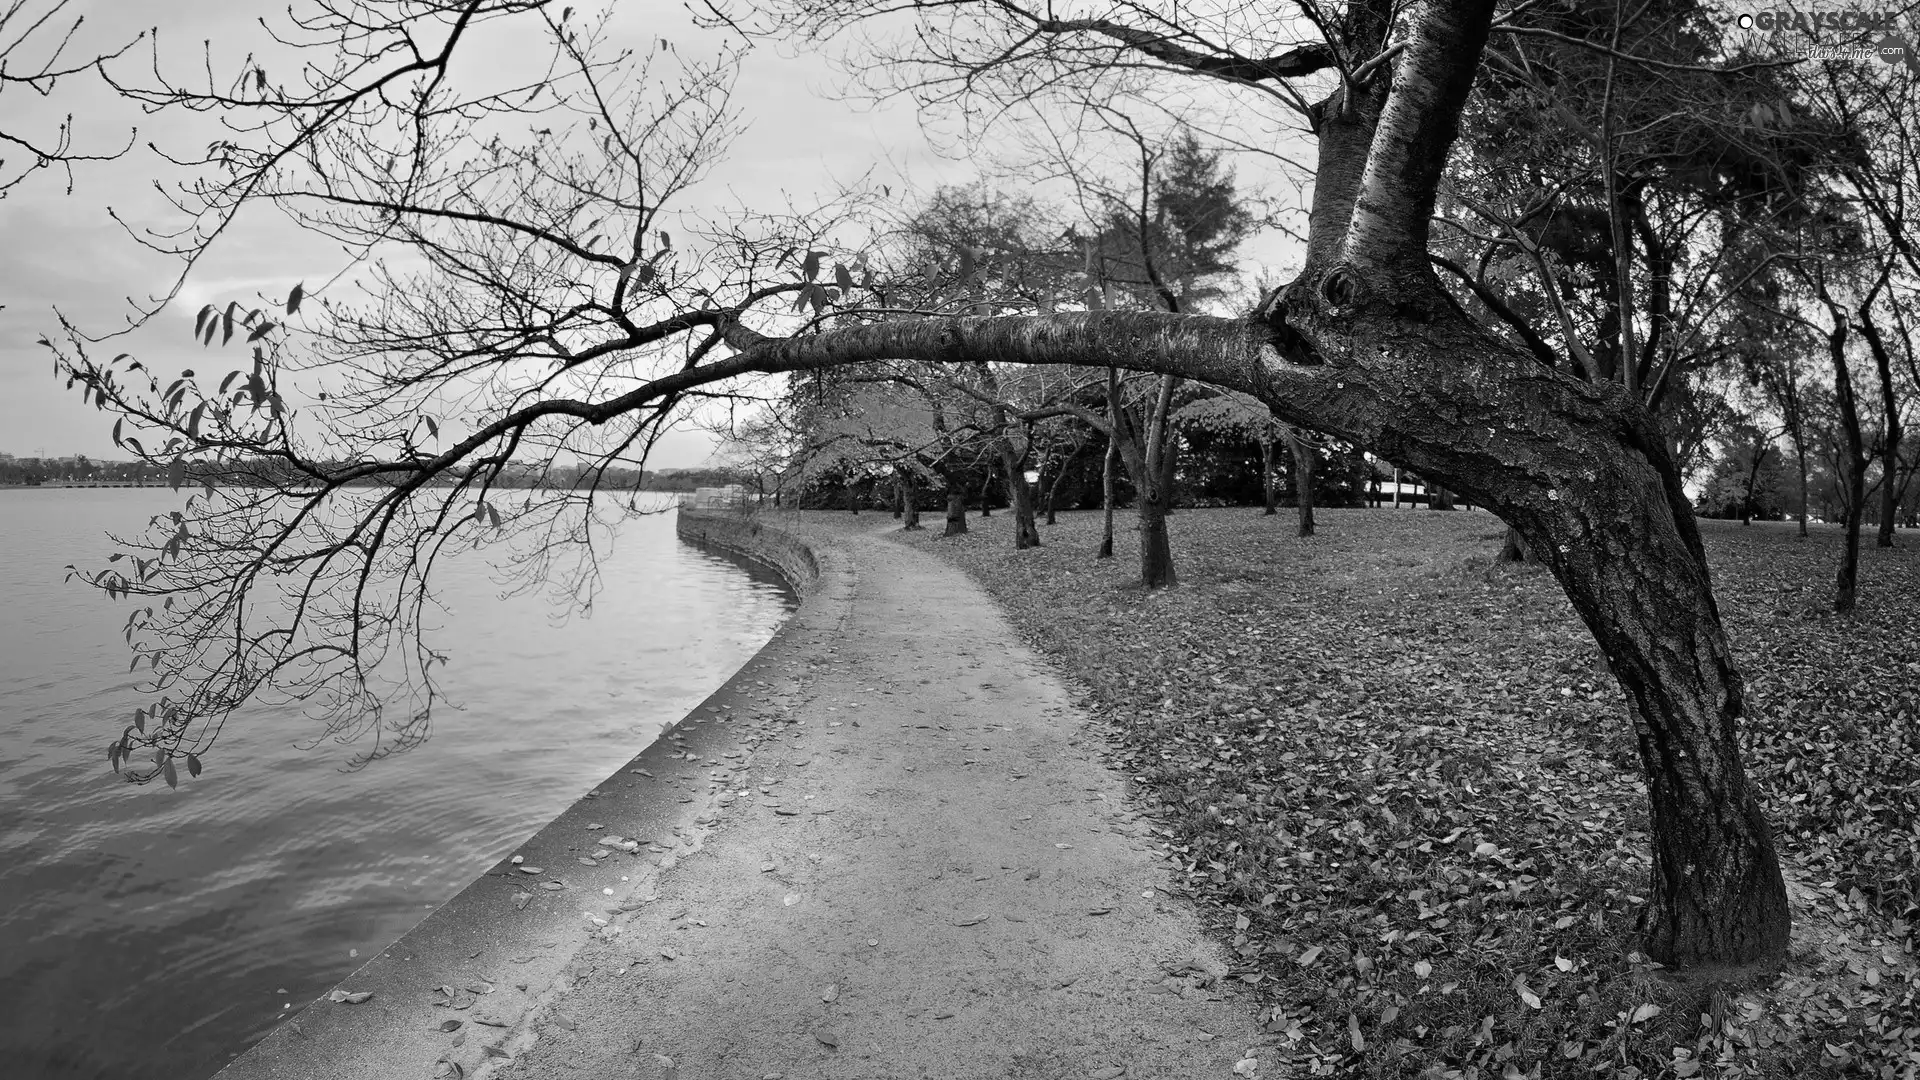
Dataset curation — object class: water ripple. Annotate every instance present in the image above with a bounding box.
[0,490,793,1080]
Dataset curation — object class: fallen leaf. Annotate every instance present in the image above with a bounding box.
[518,866,543,875]
[513,893,532,910]
[784,892,801,906]
[952,915,988,927]
[821,984,839,1003]
[1086,907,1112,916]
[1297,945,1323,967]
[440,1020,462,1032]
[814,1029,840,1048]
[551,1012,577,1031]
[327,990,373,1004]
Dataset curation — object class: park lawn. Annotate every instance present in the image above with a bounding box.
[897,506,1920,1079]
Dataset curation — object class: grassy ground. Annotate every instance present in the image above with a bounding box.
[892,506,1920,1079]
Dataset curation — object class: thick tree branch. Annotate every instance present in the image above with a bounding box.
[1029,17,1334,83]
[1342,0,1497,273]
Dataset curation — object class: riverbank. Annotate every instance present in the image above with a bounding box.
[208,510,817,1080]
[219,508,1271,1079]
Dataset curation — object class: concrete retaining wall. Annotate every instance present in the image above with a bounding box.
[213,514,846,1080]
[676,508,821,597]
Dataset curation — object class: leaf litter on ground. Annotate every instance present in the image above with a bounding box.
[896,507,1920,1079]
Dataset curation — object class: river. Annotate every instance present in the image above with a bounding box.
[0,488,794,1080]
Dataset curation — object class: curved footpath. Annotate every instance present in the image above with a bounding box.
[218,512,1269,1080]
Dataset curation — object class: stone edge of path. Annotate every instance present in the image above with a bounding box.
[210,509,853,1080]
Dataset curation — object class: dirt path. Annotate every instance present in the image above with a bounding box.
[480,520,1270,1080]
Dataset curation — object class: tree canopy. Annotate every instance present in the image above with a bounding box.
[24,0,1920,971]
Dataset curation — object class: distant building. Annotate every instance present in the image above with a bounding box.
[681,484,750,510]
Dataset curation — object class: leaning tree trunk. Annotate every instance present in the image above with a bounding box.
[1260,434,1278,515]
[690,0,1788,968]
[1255,274,1791,966]
[1289,428,1316,537]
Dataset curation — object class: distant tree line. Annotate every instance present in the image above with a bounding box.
[0,455,746,493]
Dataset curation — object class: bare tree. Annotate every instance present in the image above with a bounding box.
[50,0,1810,968]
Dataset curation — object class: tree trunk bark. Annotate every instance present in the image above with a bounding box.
[1260,434,1278,515]
[1138,484,1176,588]
[1129,375,1181,588]
[1740,443,1769,526]
[1796,442,1809,539]
[998,439,1041,549]
[899,470,922,531]
[1428,484,1456,510]
[1825,299,1866,613]
[892,476,903,518]
[943,481,968,537]
[1098,428,1116,560]
[1289,429,1316,537]
[1862,306,1902,549]
[847,477,860,515]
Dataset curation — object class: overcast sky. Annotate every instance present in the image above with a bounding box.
[2,0,1304,469]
